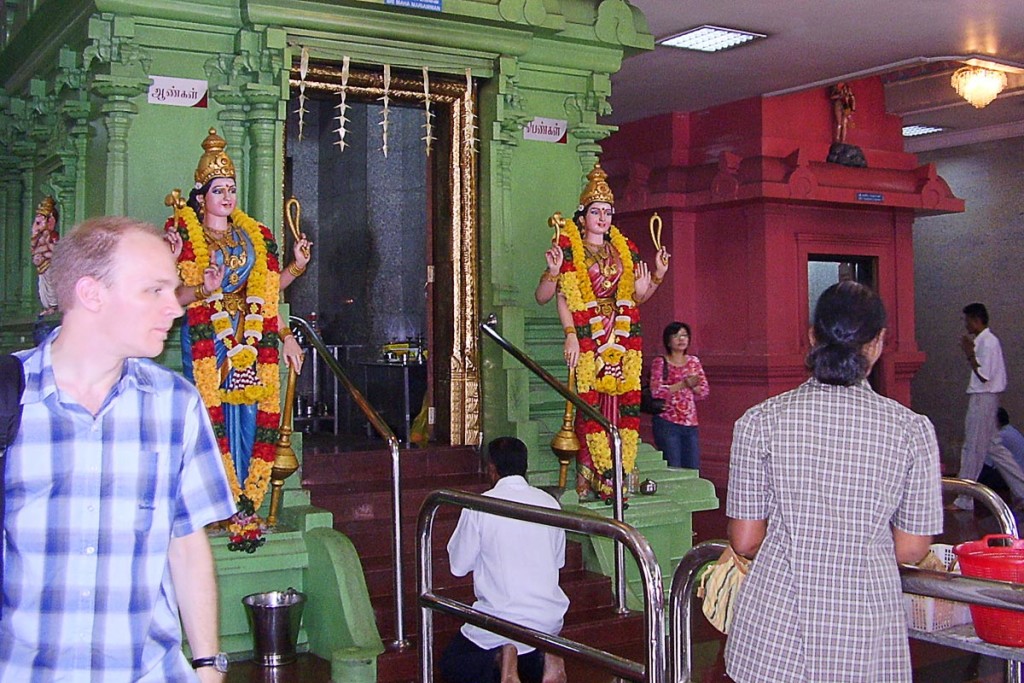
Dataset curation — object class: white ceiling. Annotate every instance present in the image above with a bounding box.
[606,0,1024,151]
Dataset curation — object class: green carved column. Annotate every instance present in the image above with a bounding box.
[216,100,248,182]
[246,94,282,224]
[92,86,144,215]
[1,162,26,311]
[16,144,36,312]
[489,57,532,307]
[55,48,91,228]
[84,13,151,215]
[62,102,92,228]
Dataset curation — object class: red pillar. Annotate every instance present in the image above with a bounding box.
[602,77,963,485]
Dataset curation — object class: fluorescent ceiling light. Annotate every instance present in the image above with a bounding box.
[658,25,766,52]
[902,125,947,137]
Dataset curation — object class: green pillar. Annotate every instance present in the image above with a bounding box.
[16,146,35,312]
[93,87,141,215]
[246,95,281,226]
[1,164,26,311]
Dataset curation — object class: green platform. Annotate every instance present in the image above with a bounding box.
[564,444,719,610]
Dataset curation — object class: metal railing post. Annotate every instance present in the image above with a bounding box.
[480,314,629,613]
[290,316,410,648]
[668,540,727,683]
[942,476,1018,537]
[418,489,665,682]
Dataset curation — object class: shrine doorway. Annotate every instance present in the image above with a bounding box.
[284,65,479,446]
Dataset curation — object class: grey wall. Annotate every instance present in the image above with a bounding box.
[912,137,1024,469]
[286,95,428,355]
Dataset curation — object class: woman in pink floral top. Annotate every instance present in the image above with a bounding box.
[651,322,709,469]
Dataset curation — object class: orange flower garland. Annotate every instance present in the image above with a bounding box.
[557,223,643,482]
[172,206,282,511]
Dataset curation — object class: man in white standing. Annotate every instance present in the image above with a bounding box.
[953,303,1009,511]
[441,437,568,683]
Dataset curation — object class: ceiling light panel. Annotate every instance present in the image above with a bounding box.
[902,125,947,137]
[658,25,766,52]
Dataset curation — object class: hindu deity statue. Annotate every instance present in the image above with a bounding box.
[166,128,312,543]
[535,162,670,500]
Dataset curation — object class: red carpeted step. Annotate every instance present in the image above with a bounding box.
[304,444,647,683]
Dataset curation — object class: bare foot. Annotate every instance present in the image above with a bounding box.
[542,654,567,683]
[499,644,521,683]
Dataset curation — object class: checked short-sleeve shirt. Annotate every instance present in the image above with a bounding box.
[725,379,943,683]
[0,334,237,682]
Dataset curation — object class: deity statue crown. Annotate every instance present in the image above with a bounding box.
[195,128,236,187]
[35,195,56,218]
[578,162,615,209]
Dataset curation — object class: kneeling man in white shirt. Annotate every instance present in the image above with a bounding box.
[440,437,569,683]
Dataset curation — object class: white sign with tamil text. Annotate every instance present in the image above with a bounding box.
[523,117,568,144]
[147,76,209,108]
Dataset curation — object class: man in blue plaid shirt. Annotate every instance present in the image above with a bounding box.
[2,217,237,681]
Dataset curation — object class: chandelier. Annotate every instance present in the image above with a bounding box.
[951,66,1007,109]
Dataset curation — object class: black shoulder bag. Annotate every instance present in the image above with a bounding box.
[640,356,669,415]
[0,354,26,619]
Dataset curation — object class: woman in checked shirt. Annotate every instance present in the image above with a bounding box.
[725,281,942,682]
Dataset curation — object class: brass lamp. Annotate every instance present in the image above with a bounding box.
[267,366,301,527]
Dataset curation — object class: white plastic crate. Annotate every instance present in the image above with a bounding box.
[903,543,973,632]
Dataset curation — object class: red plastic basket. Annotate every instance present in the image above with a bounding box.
[953,534,1024,646]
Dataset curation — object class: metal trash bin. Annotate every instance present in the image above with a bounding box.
[242,588,307,666]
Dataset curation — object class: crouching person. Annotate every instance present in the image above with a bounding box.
[441,437,569,683]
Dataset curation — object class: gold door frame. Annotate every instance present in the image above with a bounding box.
[288,65,480,445]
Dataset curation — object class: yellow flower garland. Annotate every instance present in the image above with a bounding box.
[558,223,642,477]
[180,206,278,404]
[179,205,281,509]
[562,225,638,397]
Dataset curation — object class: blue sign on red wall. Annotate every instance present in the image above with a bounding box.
[385,0,442,11]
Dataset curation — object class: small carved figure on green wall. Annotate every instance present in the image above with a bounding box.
[30,195,60,317]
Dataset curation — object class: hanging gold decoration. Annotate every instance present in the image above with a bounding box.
[380,64,391,158]
[464,68,477,153]
[296,46,310,140]
[333,55,351,152]
[422,66,435,156]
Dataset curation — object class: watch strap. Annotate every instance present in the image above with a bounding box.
[191,652,229,673]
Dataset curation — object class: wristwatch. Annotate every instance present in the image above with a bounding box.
[191,652,229,673]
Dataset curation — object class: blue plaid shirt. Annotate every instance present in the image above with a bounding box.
[1,332,237,681]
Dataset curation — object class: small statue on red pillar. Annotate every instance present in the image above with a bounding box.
[30,196,60,317]
[826,82,867,167]
[830,81,856,144]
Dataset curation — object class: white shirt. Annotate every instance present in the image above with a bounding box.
[968,327,1007,394]
[447,475,570,653]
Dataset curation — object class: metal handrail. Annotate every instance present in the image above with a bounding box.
[666,479,1021,683]
[914,477,1020,682]
[417,489,665,682]
[289,316,409,648]
[668,539,727,683]
[941,476,1018,537]
[480,314,629,613]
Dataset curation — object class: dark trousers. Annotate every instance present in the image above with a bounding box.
[440,632,545,683]
[652,416,700,469]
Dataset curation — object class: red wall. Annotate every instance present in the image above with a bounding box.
[602,76,960,485]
